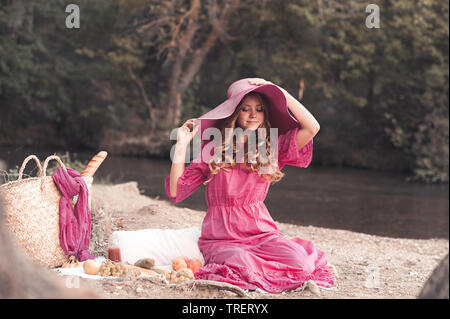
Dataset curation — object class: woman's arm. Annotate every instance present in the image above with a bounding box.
[248,79,320,149]
[169,119,199,198]
[170,143,188,198]
[281,88,320,149]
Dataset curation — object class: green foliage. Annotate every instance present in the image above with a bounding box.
[181,75,210,121]
[0,0,124,148]
[45,151,87,176]
[0,0,448,182]
[374,0,449,182]
[195,0,449,182]
[0,165,22,184]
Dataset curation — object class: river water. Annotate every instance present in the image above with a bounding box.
[1,147,448,240]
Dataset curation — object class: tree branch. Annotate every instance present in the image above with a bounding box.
[126,65,156,131]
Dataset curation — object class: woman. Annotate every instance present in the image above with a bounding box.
[165,78,337,293]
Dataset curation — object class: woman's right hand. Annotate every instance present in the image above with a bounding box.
[177,118,199,145]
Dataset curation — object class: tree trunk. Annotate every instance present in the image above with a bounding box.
[418,254,449,299]
[167,58,184,127]
[166,0,201,127]
[126,65,156,134]
[166,0,242,128]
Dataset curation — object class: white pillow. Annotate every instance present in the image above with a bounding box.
[108,227,204,266]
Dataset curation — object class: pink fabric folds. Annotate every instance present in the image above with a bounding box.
[52,167,94,261]
[277,126,313,169]
[164,145,212,204]
[164,127,335,293]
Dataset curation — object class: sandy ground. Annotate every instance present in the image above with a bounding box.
[71,182,448,299]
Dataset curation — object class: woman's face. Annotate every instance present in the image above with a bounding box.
[236,95,265,131]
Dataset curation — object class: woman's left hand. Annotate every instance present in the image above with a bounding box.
[248,78,273,86]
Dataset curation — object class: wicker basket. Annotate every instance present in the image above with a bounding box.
[0,155,93,268]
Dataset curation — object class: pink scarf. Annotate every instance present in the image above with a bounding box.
[52,167,94,261]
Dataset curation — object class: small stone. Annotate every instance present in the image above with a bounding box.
[306,280,321,296]
[134,258,155,269]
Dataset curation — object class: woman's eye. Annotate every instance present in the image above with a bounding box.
[242,108,263,112]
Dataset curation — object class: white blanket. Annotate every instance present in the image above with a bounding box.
[109,227,205,266]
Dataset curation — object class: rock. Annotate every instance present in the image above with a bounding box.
[418,254,449,299]
[306,280,321,296]
[134,258,155,269]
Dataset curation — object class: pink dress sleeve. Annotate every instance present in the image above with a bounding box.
[277,127,313,169]
[164,151,211,204]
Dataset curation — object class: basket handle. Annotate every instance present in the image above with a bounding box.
[18,155,44,181]
[42,155,67,176]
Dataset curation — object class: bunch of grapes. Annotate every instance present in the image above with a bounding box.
[99,260,127,277]
[166,268,194,284]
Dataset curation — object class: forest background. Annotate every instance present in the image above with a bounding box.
[0,0,448,183]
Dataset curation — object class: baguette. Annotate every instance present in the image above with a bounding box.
[122,263,159,277]
[150,267,171,276]
[81,151,108,177]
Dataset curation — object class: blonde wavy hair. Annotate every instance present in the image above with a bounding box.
[203,92,285,185]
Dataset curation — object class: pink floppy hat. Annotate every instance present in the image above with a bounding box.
[193,78,300,142]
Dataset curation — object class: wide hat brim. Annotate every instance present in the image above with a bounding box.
[194,81,299,142]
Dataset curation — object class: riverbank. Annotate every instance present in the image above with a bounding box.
[76,181,448,299]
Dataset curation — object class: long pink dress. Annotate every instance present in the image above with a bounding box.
[164,127,335,292]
